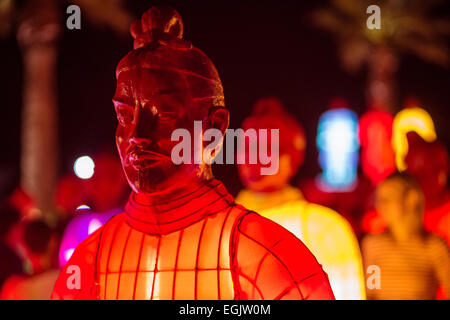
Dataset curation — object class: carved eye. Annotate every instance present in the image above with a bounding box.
[115,105,134,126]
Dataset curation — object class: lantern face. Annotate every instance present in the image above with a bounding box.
[113,5,226,195]
[237,152,292,193]
[114,69,201,194]
[316,108,360,191]
[375,178,411,228]
[237,97,306,192]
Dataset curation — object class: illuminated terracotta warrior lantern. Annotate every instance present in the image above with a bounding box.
[405,133,450,245]
[52,6,334,300]
[236,98,365,300]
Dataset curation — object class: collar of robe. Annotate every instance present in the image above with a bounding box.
[238,185,304,212]
[124,179,234,235]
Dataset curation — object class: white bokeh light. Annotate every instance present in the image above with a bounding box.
[74,156,95,179]
[88,218,102,235]
[64,248,74,262]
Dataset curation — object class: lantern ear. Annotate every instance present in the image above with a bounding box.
[207,106,229,136]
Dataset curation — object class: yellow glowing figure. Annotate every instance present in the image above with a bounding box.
[393,107,437,171]
[236,187,366,300]
[237,97,366,300]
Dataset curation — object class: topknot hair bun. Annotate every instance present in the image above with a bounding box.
[117,6,224,108]
[130,6,184,49]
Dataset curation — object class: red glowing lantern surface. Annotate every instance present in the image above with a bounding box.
[52,7,334,300]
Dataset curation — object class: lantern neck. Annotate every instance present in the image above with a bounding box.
[125,179,234,235]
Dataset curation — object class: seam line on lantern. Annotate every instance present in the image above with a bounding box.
[150,236,161,300]
[236,271,265,299]
[217,206,233,299]
[132,233,145,299]
[229,209,252,299]
[171,229,184,299]
[237,217,303,298]
[274,284,298,300]
[194,219,208,300]
[116,227,132,300]
[103,217,124,299]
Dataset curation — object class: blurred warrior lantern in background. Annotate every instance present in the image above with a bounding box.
[405,133,450,246]
[362,102,446,243]
[236,98,365,300]
[359,110,396,185]
[316,101,360,192]
[300,98,373,237]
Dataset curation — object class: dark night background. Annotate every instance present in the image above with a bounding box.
[1,0,449,197]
